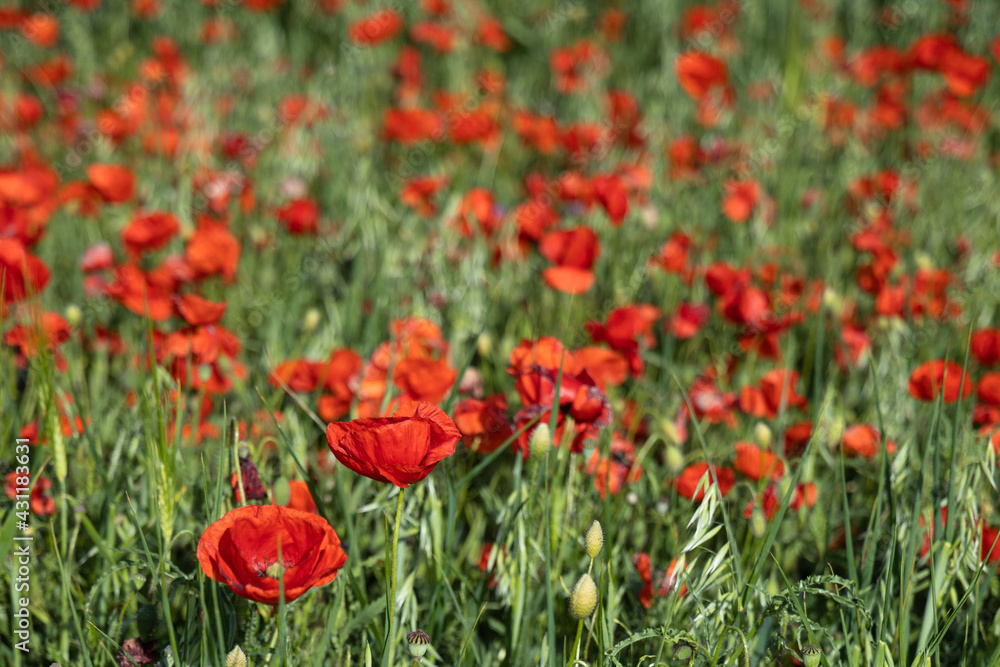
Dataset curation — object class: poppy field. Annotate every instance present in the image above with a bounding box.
[3,0,1000,665]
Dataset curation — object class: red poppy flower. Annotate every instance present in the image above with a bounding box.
[349,9,403,46]
[971,328,1000,366]
[122,211,180,257]
[590,174,628,226]
[841,424,895,459]
[676,51,728,100]
[722,179,760,223]
[977,373,1000,406]
[669,302,710,339]
[392,357,457,403]
[276,199,320,235]
[1,239,51,306]
[185,221,240,282]
[908,360,973,403]
[573,346,629,388]
[5,473,55,516]
[453,394,512,454]
[280,480,318,514]
[733,442,784,481]
[197,505,347,605]
[86,164,135,203]
[476,16,510,52]
[326,401,461,488]
[175,293,226,326]
[672,462,735,501]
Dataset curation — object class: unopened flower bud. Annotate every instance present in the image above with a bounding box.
[801,644,823,667]
[750,507,768,538]
[302,308,321,332]
[225,646,248,667]
[476,333,493,357]
[65,304,83,327]
[407,630,430,661]
[665,445,684,473]
[660,419,682,445]
[569,573,598,619]
[585,521,604,558]
[754,423,772,448]
[529,423,551,458]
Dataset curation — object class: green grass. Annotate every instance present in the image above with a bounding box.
[2,0,1000,665]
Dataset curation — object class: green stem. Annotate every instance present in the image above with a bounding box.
[568,619,584,667]
[385,488,405,666]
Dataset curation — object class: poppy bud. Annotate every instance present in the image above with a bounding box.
[660,419,682,445]
[225,646,248,667]
[65,304,82,327]
[477,332,493,357]
[529,423,551,458]
[585,520,604,558]
[750,507,767,538]
[754,423,772,448]
[822,287,842,313]
[302,308,321,332]
[800,644,823,667]
[569,573,598,619]
[665,445,684,473]
[406,630,431,660]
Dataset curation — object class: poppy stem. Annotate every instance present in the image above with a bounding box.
[386,487,405,666]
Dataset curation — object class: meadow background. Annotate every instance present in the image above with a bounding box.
[2,0,1000,665]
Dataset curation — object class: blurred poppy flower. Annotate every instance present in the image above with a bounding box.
[326,401,461,488]
[185,220,240,282]
[276,199,320,235]
[122,211,179,257]
[476,16,510,52]
[197,504,347,605]
[908,360,972,403]
[349,9,403,46]
[722,179,760,223]
[1,239,51,306]
[841,424,895,458]
[175,293,226,326]
[733,442,784,481]
[279,479,318,514]
[669,302,710,339]
[86,164,134,203]
[676,51,728,100]
[392,357,456,403]
[586,433,642,499]
[971,329,1000,366]
[5,473,55,516]
[673,462,735,501]
[454,394,512,454]
[539,225,600,295]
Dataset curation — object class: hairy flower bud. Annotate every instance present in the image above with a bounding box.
[585,520,604,558]
[569,573,598,619]
[529,423,551,458]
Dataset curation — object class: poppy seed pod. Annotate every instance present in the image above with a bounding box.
[529,422,551,458]
[407,630,431,660]
[569,573,598,619]
[801,644,823,667]
[585,520,604,558]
